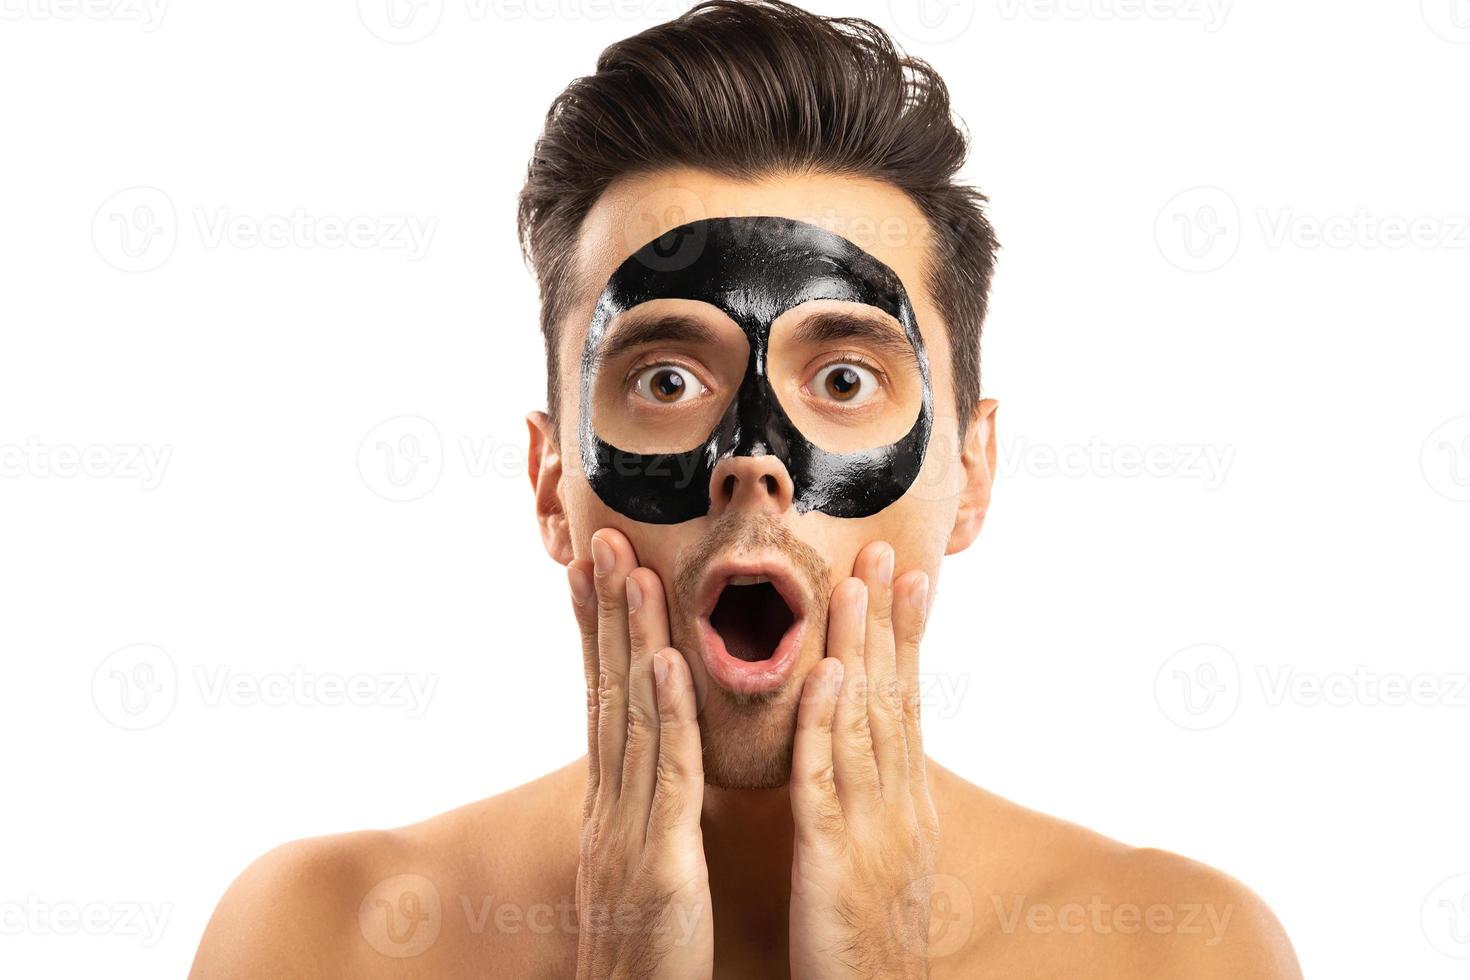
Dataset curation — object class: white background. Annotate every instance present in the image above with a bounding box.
[2,1,1468,976]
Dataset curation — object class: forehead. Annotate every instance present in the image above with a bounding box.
[571,167,942,342]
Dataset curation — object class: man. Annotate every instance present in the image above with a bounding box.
[190,2,1301,976]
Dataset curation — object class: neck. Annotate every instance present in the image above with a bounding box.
[698,781,796,968]
[701,781,793,842]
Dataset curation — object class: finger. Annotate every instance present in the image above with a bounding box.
[790,658,846,848]
[828,577,880,816]
[893,570,931,789]
[591,528,639,800]
[567,559,599,818]
[853,541,907,798]
[620,566,672,819]
[646,647,705,849]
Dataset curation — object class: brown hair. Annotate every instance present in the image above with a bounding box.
[516,0,998,431]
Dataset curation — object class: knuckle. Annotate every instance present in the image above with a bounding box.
[875,677,904,714]
[597,670,624,707]
[805,761,838,795]
[649,773,688,827]
[625,696,657,733]
[901,688,923,722]
[813,796,845,839]
[655,756,693,796]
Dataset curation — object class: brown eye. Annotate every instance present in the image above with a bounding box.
[633,365,705,404]
[813,363,878,406]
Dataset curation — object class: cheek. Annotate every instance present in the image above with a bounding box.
[879,491,953,567]
[560,470,691,586]
[803,493,949,584]
[847,442,962,573]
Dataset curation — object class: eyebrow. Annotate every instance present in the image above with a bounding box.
[595,314,721,366]
[786,311,919,369]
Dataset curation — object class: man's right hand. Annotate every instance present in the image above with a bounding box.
[566,528,713,980]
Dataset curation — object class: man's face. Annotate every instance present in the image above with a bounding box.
[543,168,989,789]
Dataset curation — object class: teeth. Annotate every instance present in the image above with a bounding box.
[727,574,770,586]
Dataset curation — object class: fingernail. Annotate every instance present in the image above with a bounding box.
[625,576,643,612]
[653,653,669,687]
[910,572,929,611]
[854,583,868,619]
[568,566,593,606]
[591,535,614,578]
[877,547,894,586]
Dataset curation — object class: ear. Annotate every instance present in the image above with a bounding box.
[526,411,573,566]
[945,398,999,555]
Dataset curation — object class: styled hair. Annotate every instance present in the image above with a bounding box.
[516,0,998,430]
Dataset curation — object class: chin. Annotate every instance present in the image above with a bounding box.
[696,695,801,789]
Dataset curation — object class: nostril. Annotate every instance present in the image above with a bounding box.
[710,458,794,513]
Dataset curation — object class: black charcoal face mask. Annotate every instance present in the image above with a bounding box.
[579,216,933,525]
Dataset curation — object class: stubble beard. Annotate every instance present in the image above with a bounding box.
[670,512,831,790]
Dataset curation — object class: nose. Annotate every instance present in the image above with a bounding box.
[707,452,795,518]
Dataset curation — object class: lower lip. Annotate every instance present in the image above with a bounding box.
[696,614,805,696]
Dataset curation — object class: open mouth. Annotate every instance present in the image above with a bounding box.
[696,563,808,695]
[710,577,796,662]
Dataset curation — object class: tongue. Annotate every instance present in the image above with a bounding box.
[710,582,793,662]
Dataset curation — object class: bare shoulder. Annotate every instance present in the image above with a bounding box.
[926,760,1302,979]
[188,760,584,980]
